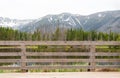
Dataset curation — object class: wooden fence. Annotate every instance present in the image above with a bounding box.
[0,41,120,72]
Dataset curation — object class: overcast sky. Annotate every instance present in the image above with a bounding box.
[0,0,119,19]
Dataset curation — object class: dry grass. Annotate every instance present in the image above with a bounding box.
[95,68,119,72]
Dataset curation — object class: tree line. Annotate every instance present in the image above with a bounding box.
[0,27,120,41]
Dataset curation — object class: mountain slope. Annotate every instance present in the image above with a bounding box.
[82,10,120,32]
[19,13,84,33]
[0,17,32,29]
[1,10,120,33]
[19,10,120,33]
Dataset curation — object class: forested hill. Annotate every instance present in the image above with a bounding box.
[0,27,120,41]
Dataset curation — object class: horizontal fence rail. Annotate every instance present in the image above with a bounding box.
[0,41,120,72]
[0,41,120,45]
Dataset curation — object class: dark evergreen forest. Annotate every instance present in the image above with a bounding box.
[0,27,120,41]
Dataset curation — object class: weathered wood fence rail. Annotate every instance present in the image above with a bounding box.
[0,41,120,72]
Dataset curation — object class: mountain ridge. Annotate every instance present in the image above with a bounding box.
[0,10,120,33]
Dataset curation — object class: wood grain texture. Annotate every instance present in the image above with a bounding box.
[0,41,119,71]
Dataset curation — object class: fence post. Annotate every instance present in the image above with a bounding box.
[21,43,27,72]
[89,45,96,72]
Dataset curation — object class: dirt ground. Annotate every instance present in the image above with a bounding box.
[0,72,120,78]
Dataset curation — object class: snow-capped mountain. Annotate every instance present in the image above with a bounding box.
[19,10,120,33]
[19,13,84,32]
[81,10,120,32]
[1,10,120,33]
[0,17,32,29]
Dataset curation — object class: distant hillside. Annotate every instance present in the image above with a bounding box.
[18,10,120,33]
[0,10,120,33]
[0,17,32,28]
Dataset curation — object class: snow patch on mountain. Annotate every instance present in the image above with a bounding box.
[64,17,70,21]
[48,17,53,22]
[0,17,32,29]
[98,14,102,17]
[75,18,83,28]
[71,18,76,26]
[0,22,17,27]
